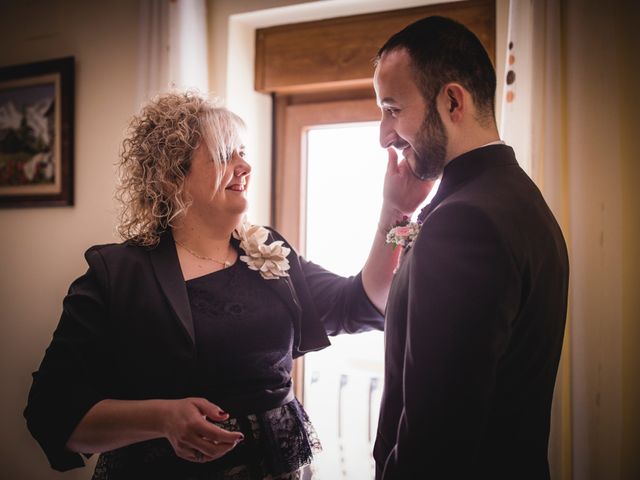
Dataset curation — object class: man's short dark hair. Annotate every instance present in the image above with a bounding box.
[377,16,496,124]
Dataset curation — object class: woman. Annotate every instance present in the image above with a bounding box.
[24,92,432,479]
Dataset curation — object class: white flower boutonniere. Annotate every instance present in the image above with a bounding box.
[233,220,291,280]
[385,216,422,249]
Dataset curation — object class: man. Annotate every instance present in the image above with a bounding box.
[373,16,569,479]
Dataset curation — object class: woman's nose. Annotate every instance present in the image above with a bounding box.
[233,154,251,177]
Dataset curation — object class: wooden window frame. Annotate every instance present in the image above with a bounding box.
[256,0,496,94]
[272,91,379,251]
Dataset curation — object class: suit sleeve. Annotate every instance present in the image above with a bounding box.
[24,248,111,471]
[299,257,384,336]
[382,204,520,479]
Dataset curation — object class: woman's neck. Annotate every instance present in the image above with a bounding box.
[171,213,241,258]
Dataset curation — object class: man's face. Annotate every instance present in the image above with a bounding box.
[374,48,448,180]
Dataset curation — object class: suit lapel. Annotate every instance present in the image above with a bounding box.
[265,274,303,322]
[149,231,196,345]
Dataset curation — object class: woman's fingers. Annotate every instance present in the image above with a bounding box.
[192,397,229,422]
[172,426,242,463]
[163,397,244,463]
[183,429,242,463]
[196,420,244,445]
[192,434,239,460]
[191,398,244,444]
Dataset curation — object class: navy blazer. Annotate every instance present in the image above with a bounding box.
[375,145,569,479]
[25,228,382,472]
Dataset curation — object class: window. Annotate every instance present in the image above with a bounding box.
[303,122,387,478]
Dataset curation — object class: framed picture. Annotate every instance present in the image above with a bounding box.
[0,57,74,207]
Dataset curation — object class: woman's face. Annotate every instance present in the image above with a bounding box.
[183,141,251,222]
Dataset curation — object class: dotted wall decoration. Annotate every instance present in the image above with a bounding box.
[506,41,516,103]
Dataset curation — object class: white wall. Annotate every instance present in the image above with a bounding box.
[0,1,139,478]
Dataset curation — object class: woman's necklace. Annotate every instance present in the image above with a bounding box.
[174,240,232,268]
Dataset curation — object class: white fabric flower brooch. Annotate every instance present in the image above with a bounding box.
[233,220,291,280]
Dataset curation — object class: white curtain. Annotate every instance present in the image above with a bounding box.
[136,0,209,106]
[500,0,534,175]
[500,2,570,479]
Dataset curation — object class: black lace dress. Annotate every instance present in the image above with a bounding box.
[93,255,321,480]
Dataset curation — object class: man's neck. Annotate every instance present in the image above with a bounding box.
[445,126,501,165]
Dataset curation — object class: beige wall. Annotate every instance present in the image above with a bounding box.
[566,2,640,479]
[619,3,640,478]
[1,0,638,479]
[0,0,139,478]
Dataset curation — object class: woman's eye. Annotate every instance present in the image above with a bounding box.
[385,107,399,117]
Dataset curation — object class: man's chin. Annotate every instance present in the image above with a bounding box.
[413,159,444,181]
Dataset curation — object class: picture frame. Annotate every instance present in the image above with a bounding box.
[0,57,74,207]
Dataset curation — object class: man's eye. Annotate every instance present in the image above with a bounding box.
[385,107,399,117]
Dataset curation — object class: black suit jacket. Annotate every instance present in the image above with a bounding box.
[25,229,382,472]
[374,145,569,479]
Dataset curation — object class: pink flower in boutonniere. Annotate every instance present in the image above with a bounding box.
[393,226,412,237]
[385,216,422,249]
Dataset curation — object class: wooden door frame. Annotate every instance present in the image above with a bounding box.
[273,96,380,400]
[273,96,381,251]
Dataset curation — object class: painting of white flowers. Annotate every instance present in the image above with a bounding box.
[0,57,73,207]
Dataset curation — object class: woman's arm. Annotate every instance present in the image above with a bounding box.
[286,149,435,340]
[24,247,243,470]
[362,149,436,312]
[24,249,112,471]
[66,398,243,462]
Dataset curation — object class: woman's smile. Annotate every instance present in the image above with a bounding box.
[226,182,247,192]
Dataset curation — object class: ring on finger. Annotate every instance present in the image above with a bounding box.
[202,436,219,446]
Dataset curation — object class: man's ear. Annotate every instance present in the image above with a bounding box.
[440,83,465,122]
[447,89,459,112]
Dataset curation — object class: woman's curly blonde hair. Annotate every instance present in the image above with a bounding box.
[115,91,245,247]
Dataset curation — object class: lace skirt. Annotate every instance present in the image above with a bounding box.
[92,398,321,480]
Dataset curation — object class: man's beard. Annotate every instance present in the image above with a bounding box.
[412,100,448,180]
